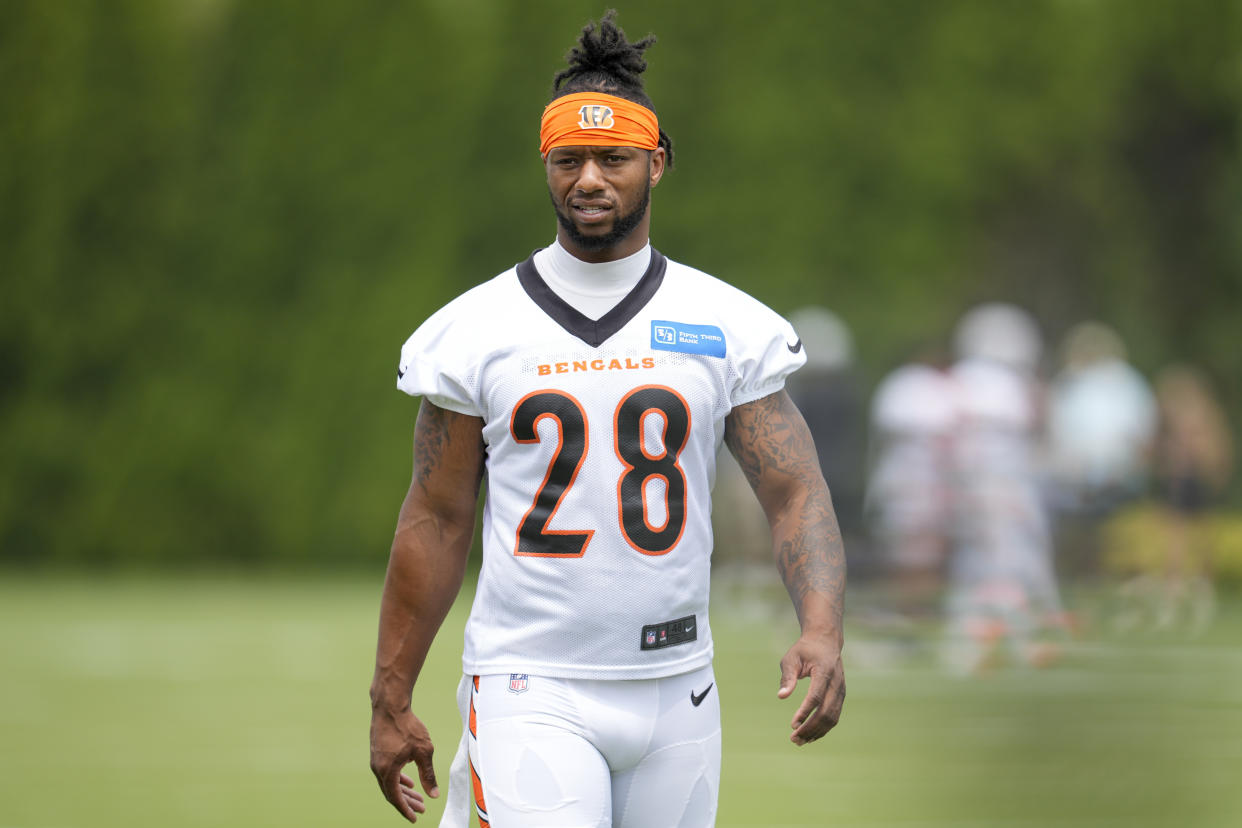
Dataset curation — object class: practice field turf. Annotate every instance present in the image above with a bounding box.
[1,574,1240,827]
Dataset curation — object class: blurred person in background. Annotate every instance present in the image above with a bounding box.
[369,13,846,826]
[944,303,1066,673]
[1044,322,1157,576]
[1146,364,1233,633]
[864,343,958,629]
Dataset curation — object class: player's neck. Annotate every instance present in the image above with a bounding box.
[533,240,650,322]
[545,239,649,286]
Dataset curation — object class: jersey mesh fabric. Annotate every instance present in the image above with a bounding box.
[398,252,804,679]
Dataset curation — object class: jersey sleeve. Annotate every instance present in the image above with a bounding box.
[729,307,807,407]
[395,305,481,417]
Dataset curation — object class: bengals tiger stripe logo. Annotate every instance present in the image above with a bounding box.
[577,104,615,129]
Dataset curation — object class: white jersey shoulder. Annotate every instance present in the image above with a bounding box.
[396,268,526,416]
[396,251,805,680]
[655,259,805,405]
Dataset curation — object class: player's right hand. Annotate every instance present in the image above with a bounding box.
[370,708,439,822]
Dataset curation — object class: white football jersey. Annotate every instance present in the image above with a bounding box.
[397,249,805,679]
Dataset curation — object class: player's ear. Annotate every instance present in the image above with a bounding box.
[648,147,666,188]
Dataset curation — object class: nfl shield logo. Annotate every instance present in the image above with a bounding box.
[508,673,529,694]
[645,630,657,646]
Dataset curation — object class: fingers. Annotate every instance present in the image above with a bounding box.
[372,753,433,822]
[778,648,845,746]
[777,646,818,702]
[777,655,798,700]
[376,765,426,822]
[790,659,845,746]
[788,670,828,744]
[415,752,441,799]
[370,710,438,822]
[399,777,428,819]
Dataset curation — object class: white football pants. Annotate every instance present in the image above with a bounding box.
[442,665,721,827]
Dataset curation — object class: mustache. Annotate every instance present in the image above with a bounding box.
[549,182,651,252]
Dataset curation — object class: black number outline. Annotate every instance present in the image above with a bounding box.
[614,385,691,555]
[509,390,593,558]
[510,385,690,558]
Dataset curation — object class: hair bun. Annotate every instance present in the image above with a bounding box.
[555,10,655,91]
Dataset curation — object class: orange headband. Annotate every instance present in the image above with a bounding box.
[540,92,659,156]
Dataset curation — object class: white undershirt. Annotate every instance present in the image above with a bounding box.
[533,240,651,321]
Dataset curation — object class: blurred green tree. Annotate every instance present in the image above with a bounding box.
[1,0,1237,567]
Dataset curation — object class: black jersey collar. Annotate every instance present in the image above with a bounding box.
[516,248,667,348]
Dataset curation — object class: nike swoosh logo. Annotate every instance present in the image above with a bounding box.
[690,682,714,707]
[787,338,803,354]
[397,367,406,379]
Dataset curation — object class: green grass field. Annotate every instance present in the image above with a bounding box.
[1,574,1240,827]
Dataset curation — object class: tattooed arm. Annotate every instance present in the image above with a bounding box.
[725,389,846,746]
[370,400,486,823]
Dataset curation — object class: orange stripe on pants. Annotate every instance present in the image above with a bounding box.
[469,675,479,738]
[470,755,490,826]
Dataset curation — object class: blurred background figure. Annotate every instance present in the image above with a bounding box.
[785,306,866,550]
[1044,322,1158,575]
[944,303,1066,673]
[864,343,957,629]
[1144,364,1234,633]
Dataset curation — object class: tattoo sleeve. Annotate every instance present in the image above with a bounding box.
[725,390,846,634]
[411,401,486,507]
[413,402,452,485]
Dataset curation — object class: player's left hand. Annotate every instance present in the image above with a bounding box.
[777,634,845,746]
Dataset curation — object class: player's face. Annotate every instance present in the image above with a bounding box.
[546,145,666,263]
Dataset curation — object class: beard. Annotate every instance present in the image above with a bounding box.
[550,182,651,252]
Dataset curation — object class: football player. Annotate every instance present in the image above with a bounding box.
[369,12,846,826]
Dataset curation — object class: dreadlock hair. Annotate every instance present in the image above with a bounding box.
[550,10,674,168]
